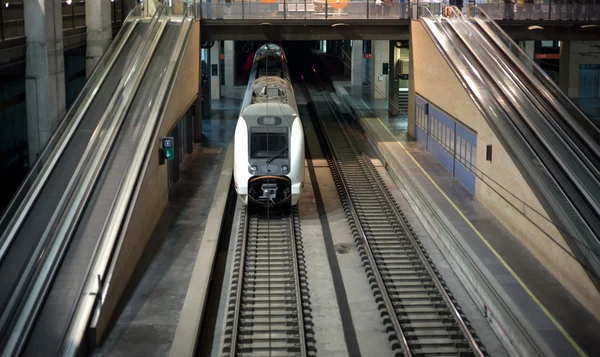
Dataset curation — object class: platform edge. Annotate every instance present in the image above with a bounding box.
[168,141,234,357]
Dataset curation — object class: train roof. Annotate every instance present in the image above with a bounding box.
[241,102,297,117]
[254,43,284,60]
[250,76,291,105]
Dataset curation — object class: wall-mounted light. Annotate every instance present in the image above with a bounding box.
[527,25,544,30]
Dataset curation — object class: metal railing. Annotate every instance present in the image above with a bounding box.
[468,0,600,21]
[197,0,599,20]
[200,0,418,19]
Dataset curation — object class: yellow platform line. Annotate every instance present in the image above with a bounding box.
[359,99,586,357]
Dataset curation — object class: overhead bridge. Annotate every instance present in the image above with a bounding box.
[0,3,199,356]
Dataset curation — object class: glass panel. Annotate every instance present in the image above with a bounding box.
[251,133,288,158]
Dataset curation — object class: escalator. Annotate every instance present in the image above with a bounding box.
[418,5,600,291]
[0,3,195,356]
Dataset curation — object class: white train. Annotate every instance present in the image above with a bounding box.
[233,43,305,207]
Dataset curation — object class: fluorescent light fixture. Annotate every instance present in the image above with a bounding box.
[528,25,544,30]
[332,23,350,27]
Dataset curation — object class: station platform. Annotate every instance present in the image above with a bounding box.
[333,81,600,357]
[92,91,239,357]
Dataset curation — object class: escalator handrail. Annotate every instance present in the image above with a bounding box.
[468,13,600,182]
[446,6,600,220]
[0,4,170,357]
[422,7,600,287]
[472,7,600,153]
[0,9,140,258]
[60,4,196,355]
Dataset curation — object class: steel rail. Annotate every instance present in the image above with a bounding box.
[223,207,311,357]
[300,82,411,357]
[289,211,308,357]
[229,209,250,357]
[326,91,485,356]
[304,59,485,356]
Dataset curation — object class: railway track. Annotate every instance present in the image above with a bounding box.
[221,207,315,357]
[304,63,487,356]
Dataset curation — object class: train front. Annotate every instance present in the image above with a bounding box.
[234,103,304,208]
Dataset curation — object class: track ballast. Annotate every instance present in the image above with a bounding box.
[305,65,487,357]
[222,207,315,357]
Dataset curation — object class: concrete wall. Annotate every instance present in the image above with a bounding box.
[94,21,200,343]
[410,20,600,319]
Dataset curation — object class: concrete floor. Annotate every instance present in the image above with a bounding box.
[92,98,238,357]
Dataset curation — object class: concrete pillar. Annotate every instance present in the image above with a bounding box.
[24,0,66,165]
[210,40,221,100]
[343,40,351,78]
[351,40,363,87]
[557,41,600,99]
[520,40,535,73]
[388,41,399,116]
[224,41,235,87]
[408,39,415,139]
[86,0,112,77]
[146,0,157,16]
[371,40,390,99]
[558,41,571,95]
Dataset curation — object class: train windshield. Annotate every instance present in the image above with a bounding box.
[250,133,288,159]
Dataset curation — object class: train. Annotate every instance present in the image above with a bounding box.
[233,43,305,207]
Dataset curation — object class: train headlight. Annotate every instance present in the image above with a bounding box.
[281,165,289,173]
[250,165,258,174]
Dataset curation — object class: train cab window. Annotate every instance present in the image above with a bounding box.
[250,133,288,159]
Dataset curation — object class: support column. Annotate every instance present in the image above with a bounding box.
[388,41,399,116]
[351,40,363,86]
[371,40,390,99]
[210,40,221,100]
[24,0,66,165]
[343,40,351,78]
[558,41,571,95]
[146,0,157,17]
[224,40,235,87]
[86,0,112,77]
[520,40,535,73]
